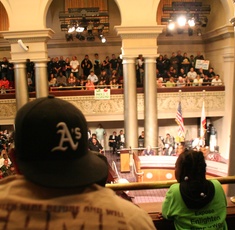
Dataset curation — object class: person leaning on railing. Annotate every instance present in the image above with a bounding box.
[160,149,227,230]
[211,74,223,86]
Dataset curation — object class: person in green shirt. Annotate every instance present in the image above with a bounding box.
[161,150,227,230]
[165,77,176,87]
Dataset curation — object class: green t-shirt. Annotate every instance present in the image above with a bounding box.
[162,179,227,230]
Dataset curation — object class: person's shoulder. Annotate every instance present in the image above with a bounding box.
[210,179,223,188]
[0,174,28,189]
[167,183,180,194]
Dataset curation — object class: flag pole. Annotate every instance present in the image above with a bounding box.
[175,90,185,143]
[200,90,206,146]
[179,89,182,102]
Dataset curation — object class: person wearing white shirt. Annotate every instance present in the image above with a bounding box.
[87,70,98,84]
[70,56,79,78]
[211,74,222,86]
[193,75,203,86]
[187,67,197,81]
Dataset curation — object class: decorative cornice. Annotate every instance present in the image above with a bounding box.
[1,29,55,43]
[202,25,234,44]
[0,90,224,123]
[115,25,165,39]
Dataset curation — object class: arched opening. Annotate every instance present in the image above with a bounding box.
[0,2,9,31]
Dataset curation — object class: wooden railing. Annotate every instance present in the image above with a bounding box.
[106,176,235,230]
[0,85,225,100]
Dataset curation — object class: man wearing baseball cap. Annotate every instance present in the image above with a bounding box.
[0,95,156,229]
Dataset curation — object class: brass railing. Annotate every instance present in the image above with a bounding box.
[106,175,235,191]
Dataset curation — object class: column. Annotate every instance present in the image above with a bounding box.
[14,62,29,110]
[35,61,49,98]
[123,57,138,149]
[114,25,164,152]
[144,57,158,148]
[227,15,235,196]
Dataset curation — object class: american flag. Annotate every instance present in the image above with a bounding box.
[200,100,206,138]
[175,101,185,137]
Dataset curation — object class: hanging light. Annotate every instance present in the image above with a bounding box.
[99,34,106,43]
[177,15,186,27]
[168,20,175,30]
[76,26,85,33]
[188,18,195,27]
[68,25,75,33]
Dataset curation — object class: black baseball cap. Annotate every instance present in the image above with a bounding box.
[14,95,108,188]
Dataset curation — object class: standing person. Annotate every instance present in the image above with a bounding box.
[5,96,155,229]
[94,53,101,76]
[59,56,66,76]
[136,54,144,85]
[96,123,106,149]
[81,54,93,78]
[176,50,183,74]
[181,52,190,74]
[102,56,111,77]
[108,131,118,154]
[70,56,80,79]
[1,57,9,79]
[161,150,227,230]
[53,57,61,77]
[64,57,71,78]
[117,56,123,78]
[170,52,179,74]
[117,129,125,148]
[109,54,119,74]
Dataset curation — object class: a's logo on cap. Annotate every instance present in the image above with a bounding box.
[51,122,82,152]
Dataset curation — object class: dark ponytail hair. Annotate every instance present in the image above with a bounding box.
[175,150,206,183]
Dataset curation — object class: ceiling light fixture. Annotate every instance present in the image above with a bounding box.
[59,7,109,42]
[161,1,210,36]
[168,20,175,30]
[177,15,187,27]
[188,18,195,27]
[76,26,85,33]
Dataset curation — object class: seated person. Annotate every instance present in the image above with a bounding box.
[163,133,174,155]
[88,133,100,145]
[0,153,14,177]
[85,79,95,90]
[0,76,10,89]
[142,145,156,156]
[87,70,98,84]
[109,131,118,154]
[67,72,77,86]
[165,77,176,87]
[161,150,227,230]
[117,130,125,148]
[88,138,103,154]
[7,96,155,229]
[138,131,145,139]
[211,74,223,86]
[176,76,185,87]
[56,71,67,87]
[174,142,185,156]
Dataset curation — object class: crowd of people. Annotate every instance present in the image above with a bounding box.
[154,51,223,88]
[0,50,223,95]
[0,98,229,229]
[47,54,124,90]
[0,129,15,178]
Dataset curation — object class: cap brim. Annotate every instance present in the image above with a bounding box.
[17,151,108,188]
